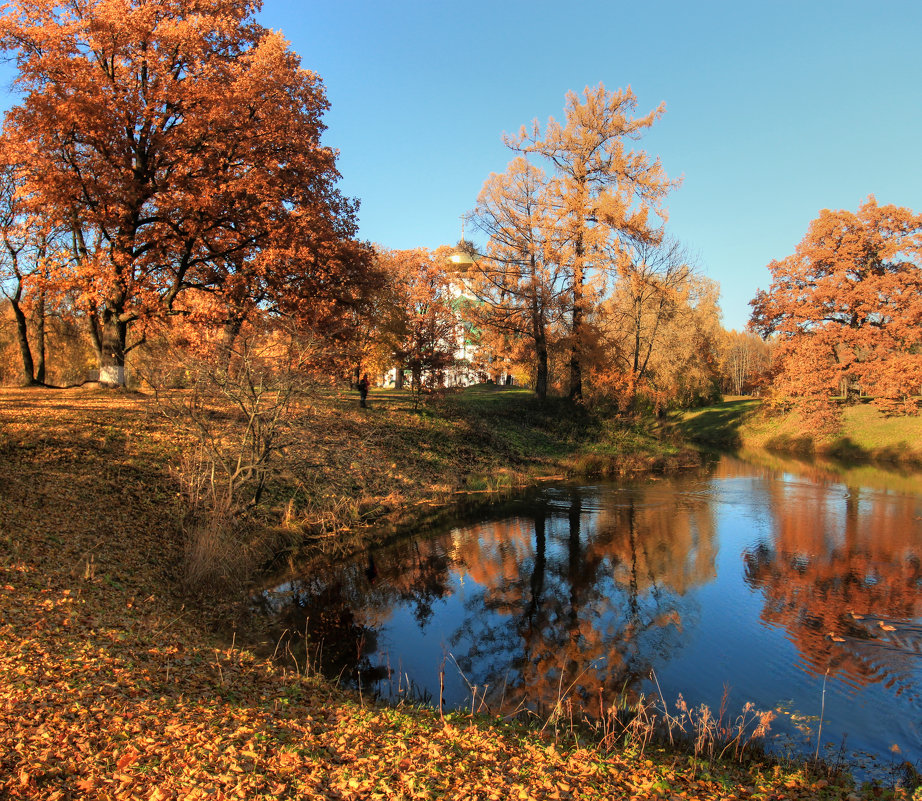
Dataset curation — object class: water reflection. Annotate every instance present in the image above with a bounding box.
[447,483,717,715]
[742,474,922,692]
[254,476,719,710]
[251,453,922,770]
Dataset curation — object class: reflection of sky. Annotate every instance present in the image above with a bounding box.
[260,455,922,779]
[369,582,470,706]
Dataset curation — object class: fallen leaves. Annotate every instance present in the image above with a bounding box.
[0,391,904,800]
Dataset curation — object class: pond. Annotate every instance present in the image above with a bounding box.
[252,451,922,778]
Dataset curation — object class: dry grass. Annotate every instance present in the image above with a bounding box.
[0,386,897,800]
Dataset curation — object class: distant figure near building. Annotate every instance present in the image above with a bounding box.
[358,373,370,408]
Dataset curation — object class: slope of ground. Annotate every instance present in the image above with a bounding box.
[0,387,883,799]
[674,398,922,465]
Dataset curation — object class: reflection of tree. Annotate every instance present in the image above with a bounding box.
[744,477,922,692]
[253,535,454,686]
[376,540,453,627]
[252,472,720,711]
[251,572,382,683]
[448,480,717,715]
[595,482,719,598]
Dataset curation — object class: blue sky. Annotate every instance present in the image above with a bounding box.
[258,0,922,331]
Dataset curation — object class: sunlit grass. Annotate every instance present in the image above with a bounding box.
[675,396,922,464]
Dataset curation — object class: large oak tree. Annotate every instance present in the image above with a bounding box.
[0,0,370,385]
[750,197,922,416]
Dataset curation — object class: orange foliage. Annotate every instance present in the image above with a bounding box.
[750,197,922,425]
[594,239,722,411]
[0,0,372,384]
[744,474,922,691]
[375,247,461,392]
[507,85,678,399]
[467,157,566,398]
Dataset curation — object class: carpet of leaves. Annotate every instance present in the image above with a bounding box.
[0,389,891,799]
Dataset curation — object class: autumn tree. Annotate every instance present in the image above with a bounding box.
[506,84,677,400]
[638,273,722,409]
[719,329,771,396]
[0,157,47,385]
[595,236,697,409]
[750,197,922,418]
[467,157,566,399]
[0,0,371,386]
[377,247,460,397]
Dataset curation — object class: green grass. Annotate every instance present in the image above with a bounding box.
[673,396,922,465]
[436,385,695,478]
[670,397,761,448]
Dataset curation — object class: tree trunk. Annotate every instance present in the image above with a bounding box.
[10,297,36,386]
[569,299,583,400]
[845,376,861,402]
[99,308,128,386]
[535,345,548,400]
[34,287,46,384]
[530,268,549,401]
[220,314,245,368]
[87,311,103,374]
[569,230,584,401]
[394,368,405,390]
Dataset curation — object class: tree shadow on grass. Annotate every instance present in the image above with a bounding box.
[827,436,922,467]
[671,399,760,449]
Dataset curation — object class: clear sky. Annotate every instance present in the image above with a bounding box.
[257,0,922,331]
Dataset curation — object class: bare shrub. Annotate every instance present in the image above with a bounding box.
[145,327,318,590]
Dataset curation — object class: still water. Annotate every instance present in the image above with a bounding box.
[254,451,922,776]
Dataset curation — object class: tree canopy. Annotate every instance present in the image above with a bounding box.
[750,197,922,417]
[0,0,372,385]
[506,84,678,400]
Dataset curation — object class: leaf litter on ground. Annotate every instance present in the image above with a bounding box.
[0,389,898,799]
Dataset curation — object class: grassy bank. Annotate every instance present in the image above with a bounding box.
[0,387,888,799]
[673,397,922,465]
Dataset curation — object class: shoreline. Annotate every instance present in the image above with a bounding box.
[0,387,903,799]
